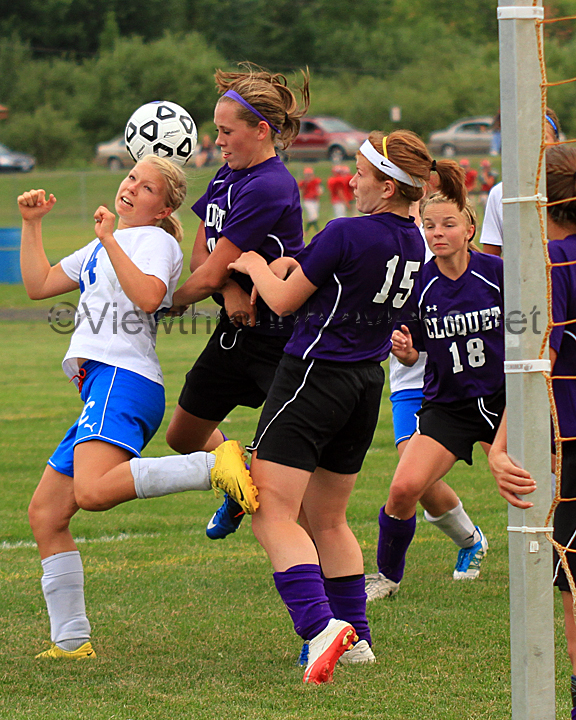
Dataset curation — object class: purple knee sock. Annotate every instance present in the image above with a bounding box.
[324,575,371,645]
[273,564,334,640]
[376,507,417,583]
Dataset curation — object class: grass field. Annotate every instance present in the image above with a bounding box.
[0,161,567,720]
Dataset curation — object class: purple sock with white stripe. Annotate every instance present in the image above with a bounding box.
[376,507,417,583]
[273,563,334,640]
[324,574,371,645]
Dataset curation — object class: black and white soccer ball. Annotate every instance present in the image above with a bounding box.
[125,101,197,166]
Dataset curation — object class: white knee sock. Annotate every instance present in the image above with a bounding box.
[424,500,479,548]
[130,452,216,499]
[41,550,91,646]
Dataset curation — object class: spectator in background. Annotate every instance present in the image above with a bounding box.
[479,159,498,209]
[490,113,501,156]
[327,165,348,218]
[299,167,323,234]
[194,134,217,168]
[339,164,355,215]
[460,158,478,196]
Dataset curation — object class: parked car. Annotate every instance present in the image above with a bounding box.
[428,116,494,157]
[0,143,35,172]
[94,136,134,170]
[287,116,368,162]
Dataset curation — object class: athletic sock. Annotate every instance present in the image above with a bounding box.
[273,563,334,640]
[131,452,215,499]
[41,551,91,646]
[377,507,416,583]
[324,574,371,645]
[571,674,576,717]
[424,500,479,548]
[58,638,89,651]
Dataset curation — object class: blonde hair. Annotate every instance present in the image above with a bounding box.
[137,155,187,243]
[215,63,310,150]
[421,192,480,250]
[362,130,467,210]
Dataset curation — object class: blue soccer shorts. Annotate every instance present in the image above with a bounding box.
[390,388,424,446]
[48,360,165,478]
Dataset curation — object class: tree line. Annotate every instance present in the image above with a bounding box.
[0,0,575,167]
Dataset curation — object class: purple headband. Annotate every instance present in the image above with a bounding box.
[222,89,281,134]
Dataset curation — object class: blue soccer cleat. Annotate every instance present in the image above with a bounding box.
[206,493,246,540]
[453,527,488,580]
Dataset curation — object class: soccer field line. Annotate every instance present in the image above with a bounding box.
[0,531,162,551]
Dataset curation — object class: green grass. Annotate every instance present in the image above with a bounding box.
[0,307,571,719]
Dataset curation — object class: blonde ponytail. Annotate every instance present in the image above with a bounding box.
[138,155,187,243]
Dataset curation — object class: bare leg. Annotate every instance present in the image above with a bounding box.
[395,439,462,516]
[29,465,79,559]
[72,441,137,511]
[302,467,362,578]
[165,405,223,453]
[73,439,217,512]
[250,455,316,572]
[386,434,458,520]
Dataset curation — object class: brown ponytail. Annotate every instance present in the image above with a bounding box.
[546,144,576,226]
[364,130,467,210]
[215,63,310,150]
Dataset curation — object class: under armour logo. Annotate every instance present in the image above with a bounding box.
[426,305,438,312]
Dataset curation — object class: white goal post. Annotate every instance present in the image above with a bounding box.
[498,1,556,717]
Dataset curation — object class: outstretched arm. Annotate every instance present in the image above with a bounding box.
[18,189,79,299]
[228,251,316,317]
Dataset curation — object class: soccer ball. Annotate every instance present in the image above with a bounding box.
[125,101,197,166]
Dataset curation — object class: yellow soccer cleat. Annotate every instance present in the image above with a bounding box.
[210,440,259,515]
[35,641,96,660]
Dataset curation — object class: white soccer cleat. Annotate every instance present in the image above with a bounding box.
[303,619,357,685]
[453,527,488,580]
[365,573,400,601]
[338,639,376,665]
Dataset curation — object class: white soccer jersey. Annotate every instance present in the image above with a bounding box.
[389,352,428,393]
[389,227,432,393]
[479,182,503,248]
[60,225,183,386]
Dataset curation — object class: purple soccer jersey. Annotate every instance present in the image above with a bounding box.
[402,251,505,403]
[192,155,304,335]
[284,213,425,362]
[549,236,576,439]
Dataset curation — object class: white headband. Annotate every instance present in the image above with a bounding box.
[359,139,425,188]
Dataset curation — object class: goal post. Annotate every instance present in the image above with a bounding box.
[498,1,556,718]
